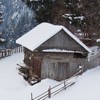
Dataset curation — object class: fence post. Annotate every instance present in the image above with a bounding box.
[48,86,51,98]
[15,48,17,53]
[17,47,19,53]
[8,49,10,56]
[0,52,1,58]
[21,46,23,52]
[1,51,3,58]
[31,93,33,100]
[64,80,66,90]
[19,47,21,52]
[2,50,4,57]
[0,46,23,59]
[9,49,12,56]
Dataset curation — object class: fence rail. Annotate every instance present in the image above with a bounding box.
[31,69,82,100]
[0,46,23,59]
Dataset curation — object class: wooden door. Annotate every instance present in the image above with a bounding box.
[57,62,68,81]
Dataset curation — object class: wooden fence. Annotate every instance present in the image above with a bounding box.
[0,46,23,59]
[31,69,82,100]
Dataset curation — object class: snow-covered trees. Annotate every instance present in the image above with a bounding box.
[63,0,100,35]
[0,2,3,24]
[22,0,54,23]
[34,0,53,23]
[17,0,100,45]
[22,0,100,34]
[0,2,6,44]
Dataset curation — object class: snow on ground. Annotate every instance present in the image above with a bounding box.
[50,66,100,100]
[0,53,59,100]
[88,46,100,61]
[0,53,27,100]
[0,53,100,100]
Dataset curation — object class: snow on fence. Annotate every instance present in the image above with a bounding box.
[88,52,100,61]
[31,69,82,100]
[0,46,23,59]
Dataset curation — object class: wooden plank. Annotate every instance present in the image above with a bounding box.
[57,62,68,81]
[33,57,42,78]
[38,30,87,52]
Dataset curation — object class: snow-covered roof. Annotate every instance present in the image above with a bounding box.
[16,22,91,53]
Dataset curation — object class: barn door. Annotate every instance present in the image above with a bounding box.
[57,62,68,81]
[48,62,57,79]
[33,58,42,78]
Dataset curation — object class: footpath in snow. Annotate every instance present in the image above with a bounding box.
[0,53,100,100]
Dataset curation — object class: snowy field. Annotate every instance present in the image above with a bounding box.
[0,53,100,100]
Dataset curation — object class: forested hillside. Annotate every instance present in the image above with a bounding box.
[0,0,36,49]
[0,0,100,49]
[22,0,100,46]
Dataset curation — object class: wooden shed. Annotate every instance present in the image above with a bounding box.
[16,22,91,81]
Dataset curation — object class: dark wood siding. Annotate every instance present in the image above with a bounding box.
[40,52,86,81]
[57,62,69,80]
[38,29,87,52]
[33,57,42,77]
[24,48,33,67]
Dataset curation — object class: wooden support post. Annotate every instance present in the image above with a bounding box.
[31,93,33,100]
[48,86,51,98]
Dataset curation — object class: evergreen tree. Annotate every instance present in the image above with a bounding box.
[64,0,100,35]
[35,0,53,23]
[64,0,83,28]
[22,0,100,43]
[0,2,3,24]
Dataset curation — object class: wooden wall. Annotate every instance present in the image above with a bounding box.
[41,53,86,81]
[23,46,100,81]
[38,29,87,52]
[23,27,91,81]
[24,48,87,81]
